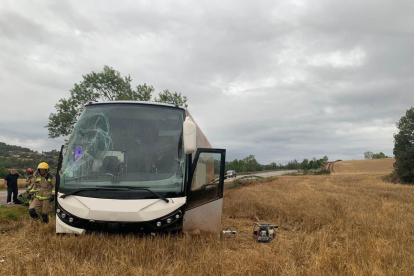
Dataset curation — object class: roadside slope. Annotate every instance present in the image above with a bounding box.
[333,158,395,174]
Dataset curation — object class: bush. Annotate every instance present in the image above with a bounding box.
[381,171,400,184]
[314,169,331,175]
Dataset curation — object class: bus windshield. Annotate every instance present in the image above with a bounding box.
[60,103,185,197]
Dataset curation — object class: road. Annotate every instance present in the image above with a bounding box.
[0,189,24,205]
[224,170,297,182]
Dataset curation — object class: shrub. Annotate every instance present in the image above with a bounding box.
[381,171,400,184]
[314,169,331,175]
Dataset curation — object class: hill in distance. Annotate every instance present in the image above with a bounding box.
[0,142,59,177]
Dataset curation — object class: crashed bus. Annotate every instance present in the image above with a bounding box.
[55,101,226,234]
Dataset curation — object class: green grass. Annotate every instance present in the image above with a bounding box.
[0,205,28,223]
[226,176,278,189]
[284,169,331,176]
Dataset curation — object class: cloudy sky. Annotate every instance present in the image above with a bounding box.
[1,0,413,164]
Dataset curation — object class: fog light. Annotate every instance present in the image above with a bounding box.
[156,221,162,227]
[56,209,61,213]
[68,217,74,223]
[166,218,172,224]
[175,213,180,219]
[61,213,66,219]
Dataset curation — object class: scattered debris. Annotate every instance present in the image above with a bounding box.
[253,223,277,243]
[222,223,296,243]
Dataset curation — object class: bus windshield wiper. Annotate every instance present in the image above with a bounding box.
[60,187,128,199]
[96,185,170,203]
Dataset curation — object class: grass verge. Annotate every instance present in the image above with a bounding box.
[0,205,28,233]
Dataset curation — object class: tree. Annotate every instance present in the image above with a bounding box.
[242,155,261,172]
[300,159,309,170]
[364,151,389,159]
[46,66,188,138]
[372,152,389,159]
[393,107,414,184]
[364,151,374,159]
[155,89,188,107]
[286,159,300,170]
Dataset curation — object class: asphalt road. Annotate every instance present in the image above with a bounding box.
[0,189,24,205]
[224,170,297,182]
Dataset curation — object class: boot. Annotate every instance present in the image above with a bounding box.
[29,208,39,219]
[41,213,49,223]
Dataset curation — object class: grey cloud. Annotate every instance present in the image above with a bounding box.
[0,0,412,164]
[0,10,49,43]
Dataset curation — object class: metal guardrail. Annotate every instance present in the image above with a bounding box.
[238,175,264,180]
[236,169,288,175]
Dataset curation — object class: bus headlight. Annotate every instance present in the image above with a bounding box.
[56,204,78,225]
[150,209,183,229]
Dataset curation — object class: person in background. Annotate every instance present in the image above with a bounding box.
[4,169,23,204]
[25,168,35,204]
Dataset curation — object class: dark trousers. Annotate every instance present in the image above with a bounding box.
[7,186,18,203]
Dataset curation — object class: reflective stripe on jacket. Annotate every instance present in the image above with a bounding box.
[26,175,36,189]
[30,173,56,199]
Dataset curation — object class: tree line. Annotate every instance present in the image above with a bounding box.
[363,151,390,159]
[225,155,330,172]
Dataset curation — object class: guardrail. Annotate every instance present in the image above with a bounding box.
[236,169,288,175]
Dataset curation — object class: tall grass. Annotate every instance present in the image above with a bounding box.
[1,173,414,275]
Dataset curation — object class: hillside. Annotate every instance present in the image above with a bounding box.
[333,158,395,174]
[0,142,59,177]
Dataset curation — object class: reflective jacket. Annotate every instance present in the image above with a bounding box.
[26,175,36,189]
[30,173,56,200]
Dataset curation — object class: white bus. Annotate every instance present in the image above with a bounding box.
[55,101,226,234]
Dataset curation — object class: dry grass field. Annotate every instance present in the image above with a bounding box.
[1,160,414,275]
[333,158,395,174]
[17,179,26,189]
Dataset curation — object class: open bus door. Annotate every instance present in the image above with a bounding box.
[183,148,226,233]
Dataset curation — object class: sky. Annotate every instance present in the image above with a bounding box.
[1,0,413,164]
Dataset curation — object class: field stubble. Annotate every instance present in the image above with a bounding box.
[1,173,414,275]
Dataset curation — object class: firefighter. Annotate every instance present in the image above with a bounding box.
[26,168,36,189]
[28,162,55,223]
[25,168,36,204]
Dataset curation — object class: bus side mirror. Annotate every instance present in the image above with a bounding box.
[183,116,196,154]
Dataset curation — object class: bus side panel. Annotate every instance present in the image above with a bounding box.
[182,199,223,233]
[185,109,212,152]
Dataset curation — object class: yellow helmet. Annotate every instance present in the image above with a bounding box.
[37,162,49,170]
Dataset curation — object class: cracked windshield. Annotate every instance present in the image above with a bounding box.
[60,104,185,195]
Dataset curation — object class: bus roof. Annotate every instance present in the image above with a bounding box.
[85,101,186,111]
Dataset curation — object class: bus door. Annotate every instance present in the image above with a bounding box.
[183,148,226,233]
